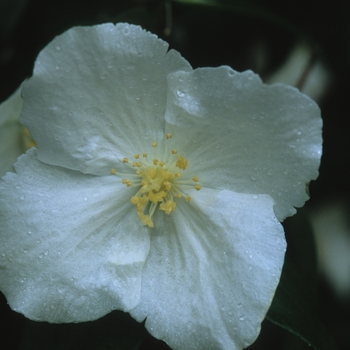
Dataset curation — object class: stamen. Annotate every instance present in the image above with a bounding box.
[176,155,188,170]
[118,133,201,228]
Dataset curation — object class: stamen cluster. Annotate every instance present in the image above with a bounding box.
[111,133,201,228]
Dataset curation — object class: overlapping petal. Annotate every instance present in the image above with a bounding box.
[164,67,322,221]
[20,23,191,175]
[0,149,150,322]
[131,189,286,350]
[0,87,24,176]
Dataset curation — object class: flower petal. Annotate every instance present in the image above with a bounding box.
[20,23,191,175]
[0,148,150,322]
[165,67,322,221]
[131,189,286,350]
[0,86,23,176]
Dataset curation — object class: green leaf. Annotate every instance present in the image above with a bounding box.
[267,212,338,350]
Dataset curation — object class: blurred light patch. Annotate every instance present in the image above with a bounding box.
[266,43,332,102]
[310,200,350,299]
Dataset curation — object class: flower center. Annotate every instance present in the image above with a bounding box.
[111,133,201,228]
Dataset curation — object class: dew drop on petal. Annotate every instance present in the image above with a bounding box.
[177,90,185,97]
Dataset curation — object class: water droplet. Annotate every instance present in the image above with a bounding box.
[228,69,235,76]
[27,231,32,235]
[55,45,61,51]
[38,254,43,259]
[177,90,185,97]
[23,250,28,254]
[83,197,88,201]
[122,27,130,35]
[44,250,49,256]
[250,176,256,181]
[15,185,21,189]
[142,75,148,81]
[135,97,140,101]
[239,316,246,321]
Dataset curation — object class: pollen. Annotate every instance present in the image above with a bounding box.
[117,135,201,228]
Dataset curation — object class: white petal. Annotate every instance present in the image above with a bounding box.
[0,86,24,176]
[20,23,191,175]
[165,67,322,221]
[131,189,286,350]
[0,148,150,322]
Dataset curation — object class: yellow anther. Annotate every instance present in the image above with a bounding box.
[143,153,148,158]
[149,190,167,203]
[174,172,182,178]
[176,155,188,170]
[153,159,159,165]
[186,196,191,202]
[140,214,154,228]
[152,142,157,147]
[166,133,172,139]
[111,169,117,175]
[123,157,129,163]
[192,176,199,182]
[159,161,165,167]
[195,184,202,191]
[160,200,176,215]
[22,127,37,150]
[171,149,177,154]
[176,193,182,198]
[132,162,142,167]
[122,178,132,187]
[164,181,172,191]
[134,154,140,159]
[131,196,139,205]
[148,167,157,179]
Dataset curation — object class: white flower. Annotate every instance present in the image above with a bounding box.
[0,23,322,349]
